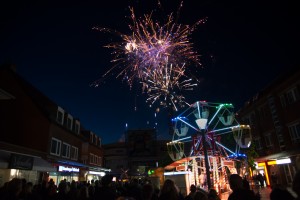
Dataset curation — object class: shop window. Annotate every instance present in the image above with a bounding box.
[62,143,71,158]
[70,146,78,160]
[288,122,300,143]
[50,138,61,156]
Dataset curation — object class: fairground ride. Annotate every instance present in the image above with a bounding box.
[166,101,252,192]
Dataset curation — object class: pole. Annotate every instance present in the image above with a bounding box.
[201,130,211,190]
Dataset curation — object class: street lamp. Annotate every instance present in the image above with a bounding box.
[195,115,211,190]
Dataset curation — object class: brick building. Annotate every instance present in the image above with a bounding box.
[237,67,300,187]
[0,65,108,186]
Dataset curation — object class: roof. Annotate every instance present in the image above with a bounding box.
[164,157,194,171]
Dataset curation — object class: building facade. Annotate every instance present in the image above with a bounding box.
[103,129,171,182]
[237,67,300,187]
[0,65,107,186]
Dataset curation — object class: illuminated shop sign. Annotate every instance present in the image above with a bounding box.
[267,158,291,165]
[164,171,192,175]
[88,171,106,176]
[58,166,80,172]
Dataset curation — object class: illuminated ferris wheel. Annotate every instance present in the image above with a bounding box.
[167,101,252,161]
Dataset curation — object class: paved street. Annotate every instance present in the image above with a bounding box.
[220,187,272,200]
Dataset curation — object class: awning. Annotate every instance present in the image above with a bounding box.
[88,166,111,172]
[53,160,88,168]
[255,149,300,162]
[33,157,57,172]
[164,157,194,171]
[0,150,57,172]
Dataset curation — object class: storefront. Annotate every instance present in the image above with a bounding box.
[86,166,111,183]
[255,157,295,187]
[49,165,80,185]
[0,150,57,187]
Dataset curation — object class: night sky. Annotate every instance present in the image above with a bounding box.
[1,0,299,144]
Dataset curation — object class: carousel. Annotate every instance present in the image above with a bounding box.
[165,101,252,194]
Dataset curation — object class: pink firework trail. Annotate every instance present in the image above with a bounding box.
[94,1,207,108]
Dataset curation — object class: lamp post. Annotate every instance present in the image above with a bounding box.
[196,118,211,190]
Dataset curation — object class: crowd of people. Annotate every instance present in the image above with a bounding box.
[227,171,300,200]
[0,171,300,200]
[0,175,222,200]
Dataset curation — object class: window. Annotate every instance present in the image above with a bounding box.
[90,153,94,164]
[242,116,251,125]
[70,146,78,160]
[254,137,262,150]
[98,138,101,147]
[277,133,285,147]
[67,114,73,130]
[61,142,70,158]
[264,133,273,147]
[258,104,269,120]
[90,133,94,143]
[98,156,102,166]
[249,112,255,126]
[288,123,300,143]
[95,135,98,145]
[57,107,64,125]
[50,138,61,156]
[95,156,98,164]
[280,94,286,108]
[75,120,80,134]
[286,87,300,104]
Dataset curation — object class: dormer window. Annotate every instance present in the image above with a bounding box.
[90,132,94,143]
[67,114,73,130]
[95,135,98,145]
[75,120,80,134]
[57,107,64,125]
[98,138,101,147]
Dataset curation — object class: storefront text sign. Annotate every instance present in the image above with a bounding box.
[58,166,79,172]
[9,154,34,170]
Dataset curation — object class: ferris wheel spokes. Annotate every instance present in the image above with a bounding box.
[169,101,251,161]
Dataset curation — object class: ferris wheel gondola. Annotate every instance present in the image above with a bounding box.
[167,101,251,161]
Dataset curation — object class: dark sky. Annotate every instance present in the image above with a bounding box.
[1,0,299,144]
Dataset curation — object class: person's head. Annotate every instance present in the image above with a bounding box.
[142,183,154,200]
[58,181,69,194]
[208,188,218,197]
[270,187,295,200]
[190,184,197,193]
[242,178,250,190]
[7,178,23,196]
[194,191,208,200]
[229,174,243,191]
[25,182,33,193]
[101,175,113,186]
[160,179,179,196]
[79,186,89,198]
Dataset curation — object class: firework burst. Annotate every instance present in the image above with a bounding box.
[142,63,197,111]
[94,1,206,108]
